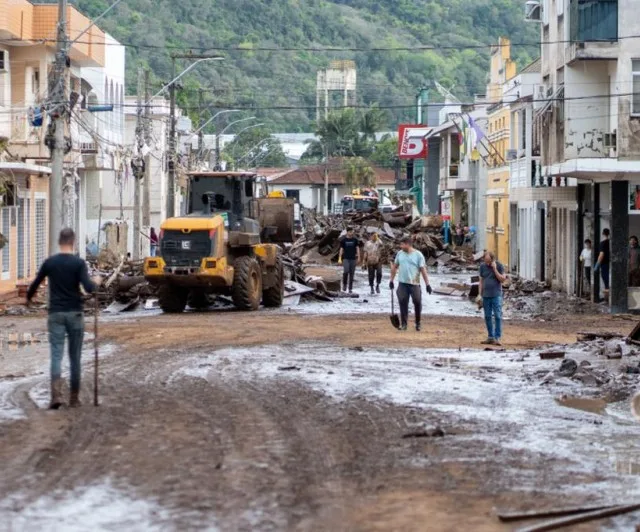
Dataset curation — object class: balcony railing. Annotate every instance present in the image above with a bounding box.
[570,0,618,42]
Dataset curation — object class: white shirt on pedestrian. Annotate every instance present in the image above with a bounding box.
[580,248,592,268]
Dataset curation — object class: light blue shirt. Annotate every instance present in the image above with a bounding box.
[394,249,426,285]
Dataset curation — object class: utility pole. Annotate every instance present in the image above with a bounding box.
[132,67,144,260]
[197,89,205,170]
[142,69,151,229]
[167,57,177,219]
[323,144,329,215]
[48,0,68,254]
[164,54,224,214]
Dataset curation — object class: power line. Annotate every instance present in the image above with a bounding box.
[7,34,640,53]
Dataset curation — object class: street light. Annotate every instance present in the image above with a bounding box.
[235,136,271,166]
[214,116,257,169]
[150,57,223,103]
[164,55,224,216]
[194,109,242,136]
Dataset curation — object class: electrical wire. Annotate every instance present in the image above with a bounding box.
[10,34,640,52]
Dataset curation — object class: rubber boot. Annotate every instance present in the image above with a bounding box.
[69,389,81,408]
[49,378,64,410]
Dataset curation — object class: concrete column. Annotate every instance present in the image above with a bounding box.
[610,180,629,313]
[592,184,601,302]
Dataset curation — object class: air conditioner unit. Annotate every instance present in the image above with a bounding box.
[533,85,546,109]
[506,149,518,161]
[0,50,8,73]
[525,1,542,22]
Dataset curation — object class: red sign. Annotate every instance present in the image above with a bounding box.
[398,124,430,159]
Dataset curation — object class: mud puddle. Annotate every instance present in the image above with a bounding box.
[173,343,640,496]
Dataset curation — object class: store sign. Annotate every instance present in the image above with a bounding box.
[398,124,430,159]
[441,198,452,221]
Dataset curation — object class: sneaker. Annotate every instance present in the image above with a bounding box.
[376,285,381,294]
[400,323,408,331]
[480,338,495,345]
[416,323,421,332]
[493,338,502,346]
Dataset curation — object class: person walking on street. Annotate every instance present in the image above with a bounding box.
[389,237,432,331]
[594,228,610,293]
[338,227,361,293]
[149,227,159,257]
[363,232,383,295]
[580,239,593,292]
[27,229,98,409]
[479,251,506,346]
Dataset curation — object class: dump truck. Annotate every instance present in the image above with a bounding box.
[143,171,294,313]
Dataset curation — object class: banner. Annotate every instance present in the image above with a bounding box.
[398,124,430,159]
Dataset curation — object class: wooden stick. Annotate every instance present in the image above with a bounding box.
[94,293,99,407]
[516,503,640,532]
[497,503,614,522]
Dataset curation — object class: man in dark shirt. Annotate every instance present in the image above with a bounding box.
[338,227,361,293]
[27,228,97,409]
[594,228,610,291]
[479,251,506,345]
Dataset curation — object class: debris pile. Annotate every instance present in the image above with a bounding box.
[532,328,640,403]
[290,210,474,270]
[503,275,606,319]
[89,253,158,312]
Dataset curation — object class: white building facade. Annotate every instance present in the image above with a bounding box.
[534,0,640,311]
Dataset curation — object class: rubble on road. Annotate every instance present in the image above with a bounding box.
[88,254,157,312]
[283,209,480,302]
[534,321,640,404]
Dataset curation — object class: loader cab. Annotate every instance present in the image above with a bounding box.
[187,171,258,231]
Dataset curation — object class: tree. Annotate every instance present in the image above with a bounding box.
[369,135,398,168]
[359,105,388,143]
[344,157,377,189]
[301,106,390,161]
[223,127,288,168]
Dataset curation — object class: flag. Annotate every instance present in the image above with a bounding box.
[468,115,485,149]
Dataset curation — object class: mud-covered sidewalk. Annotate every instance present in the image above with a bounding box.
[1,274,640,531]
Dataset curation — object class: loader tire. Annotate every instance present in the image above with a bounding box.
[232,256,262,311]
[188,290,210,311]
[262,255,284,308]
[158,284,188,313]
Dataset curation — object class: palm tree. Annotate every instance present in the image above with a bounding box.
[360,105,387,143]
[344,157,377,189]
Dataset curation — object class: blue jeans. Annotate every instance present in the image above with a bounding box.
[600,263,610,290]
[483,296,503,340]
[48,311,85,392]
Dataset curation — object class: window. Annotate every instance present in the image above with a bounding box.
[1,208,10,279]
[35,198,46,268]
[285,190,300,202]
[633,60,640,115]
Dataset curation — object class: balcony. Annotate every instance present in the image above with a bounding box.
[567,0,619,62]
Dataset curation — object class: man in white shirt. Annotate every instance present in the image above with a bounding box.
[580,239,593,291]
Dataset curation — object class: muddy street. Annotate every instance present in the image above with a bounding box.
[2,277,640,531]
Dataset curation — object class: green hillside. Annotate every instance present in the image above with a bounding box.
[63,0,538,131]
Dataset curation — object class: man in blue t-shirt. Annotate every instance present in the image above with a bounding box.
[389,237,432,331]
[479,251,507,345]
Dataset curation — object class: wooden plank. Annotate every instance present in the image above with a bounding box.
[629,321,640,341]
[539,351,565,360]
[497,503,615,522]
[516,503,640,532]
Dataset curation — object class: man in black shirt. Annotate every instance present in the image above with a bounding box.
[27,229,97,409]
[594,228,610,291]
[338,227,361,293]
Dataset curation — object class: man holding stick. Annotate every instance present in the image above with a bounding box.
[27,228,98,409]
